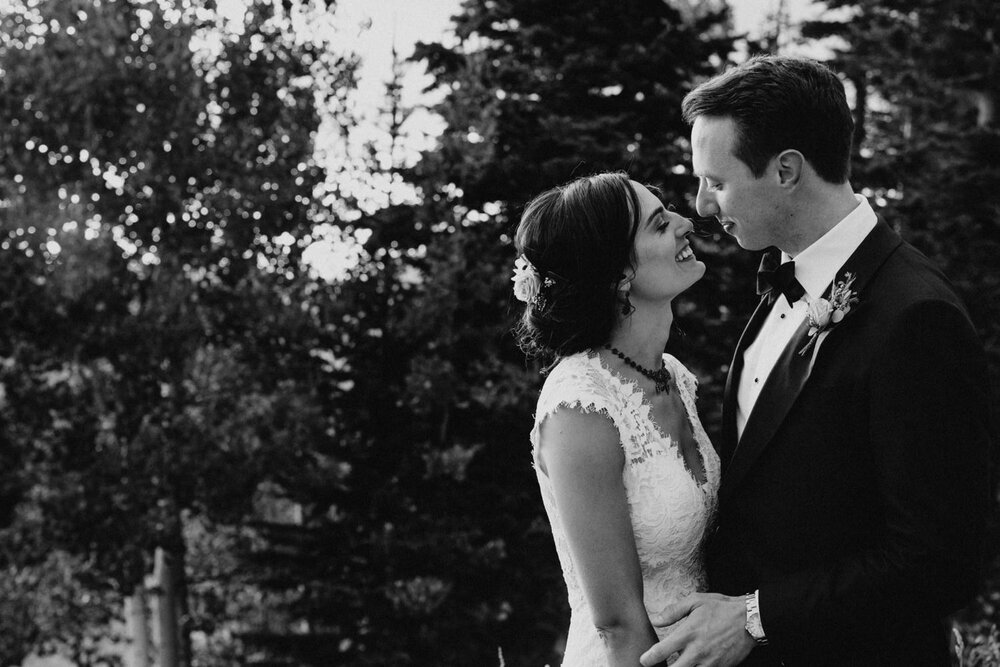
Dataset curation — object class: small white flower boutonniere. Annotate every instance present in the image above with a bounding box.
[798,272,860,357]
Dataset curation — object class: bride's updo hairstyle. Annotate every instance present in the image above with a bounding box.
[513,171,642,359]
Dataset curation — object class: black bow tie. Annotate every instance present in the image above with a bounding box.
[757,252,805,306]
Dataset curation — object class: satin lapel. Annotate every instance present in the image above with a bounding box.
[723,317,813,495]
[721,295,774,468]
[721,220,903,502]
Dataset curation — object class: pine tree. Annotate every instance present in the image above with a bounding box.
[318,2,739,665]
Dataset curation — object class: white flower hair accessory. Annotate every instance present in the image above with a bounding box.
[798,272,859,357]
[511,255,553,307]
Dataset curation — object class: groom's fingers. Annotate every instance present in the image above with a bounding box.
[639,631,687,667]
[648,595,700,627]
[666,646,710,667]
[642,594,719,666]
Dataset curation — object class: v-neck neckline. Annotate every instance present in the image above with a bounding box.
[591,350,709,490]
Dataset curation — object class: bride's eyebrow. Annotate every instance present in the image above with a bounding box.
[644,206,667,228]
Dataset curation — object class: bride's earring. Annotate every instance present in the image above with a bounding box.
[618,279,632,316]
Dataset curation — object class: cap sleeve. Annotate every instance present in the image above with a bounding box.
[530,355,624,463]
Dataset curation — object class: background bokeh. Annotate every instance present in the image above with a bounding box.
[0,0,997,665]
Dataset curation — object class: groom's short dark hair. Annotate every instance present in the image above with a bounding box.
[682,55,854,184]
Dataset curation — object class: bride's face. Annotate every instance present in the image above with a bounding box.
[625,181,705,304]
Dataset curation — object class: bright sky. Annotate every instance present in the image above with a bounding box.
[338,0,829,113]
[334,0,458,166]
[329,0,833,191]
[311,0,834,281]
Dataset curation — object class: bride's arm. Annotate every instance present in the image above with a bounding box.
[538,407,658,667]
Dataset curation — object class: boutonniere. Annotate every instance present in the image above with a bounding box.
[798,272,860,357]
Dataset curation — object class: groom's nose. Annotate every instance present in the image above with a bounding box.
[695,182,718,218]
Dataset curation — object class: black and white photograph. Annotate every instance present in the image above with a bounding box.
[0,0,996,665]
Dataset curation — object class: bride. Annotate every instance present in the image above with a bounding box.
[511,172,720,666]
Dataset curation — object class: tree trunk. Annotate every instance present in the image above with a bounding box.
[149,547,182,667]
[147,540,192,667]
[125,587,151,667]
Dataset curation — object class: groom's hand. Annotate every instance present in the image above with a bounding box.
[639,593,756,667]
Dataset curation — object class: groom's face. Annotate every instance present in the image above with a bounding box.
[691,116,782,251]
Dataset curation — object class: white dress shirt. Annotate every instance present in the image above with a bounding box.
[736,195,878,439]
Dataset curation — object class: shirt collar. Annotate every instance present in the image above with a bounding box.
[781,194,878,300]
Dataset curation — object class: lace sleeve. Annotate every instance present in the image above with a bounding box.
[529,355,623,463]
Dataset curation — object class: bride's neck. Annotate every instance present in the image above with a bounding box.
[607,307,673,369]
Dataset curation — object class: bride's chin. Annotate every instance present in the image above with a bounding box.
[683,262,707,285]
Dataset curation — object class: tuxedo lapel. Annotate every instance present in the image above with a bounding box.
[721,294,774,467]
[724,317,813,493]
[721,220,903,501]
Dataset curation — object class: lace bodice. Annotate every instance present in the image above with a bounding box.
[531,351,720,666]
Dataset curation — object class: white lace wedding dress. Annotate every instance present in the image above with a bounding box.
[531,351,720,666]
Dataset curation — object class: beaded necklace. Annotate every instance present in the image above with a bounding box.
[605,345,671,394]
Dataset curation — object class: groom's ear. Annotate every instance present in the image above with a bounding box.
[775,149,805,188]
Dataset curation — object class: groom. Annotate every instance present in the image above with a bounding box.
[641,56,992,666]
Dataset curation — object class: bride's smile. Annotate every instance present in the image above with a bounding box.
[626,181,705,305]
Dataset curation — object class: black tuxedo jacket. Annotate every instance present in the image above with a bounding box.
[708,221,992,666]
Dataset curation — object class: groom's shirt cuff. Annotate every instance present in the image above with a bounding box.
[755,589,767,638]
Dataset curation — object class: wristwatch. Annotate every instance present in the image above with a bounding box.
[745,591,768,645]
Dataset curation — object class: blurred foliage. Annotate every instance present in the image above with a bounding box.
[0,0,996,665]
[0,0,351,663]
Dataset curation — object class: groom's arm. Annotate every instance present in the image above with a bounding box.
[758,298,992,656]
